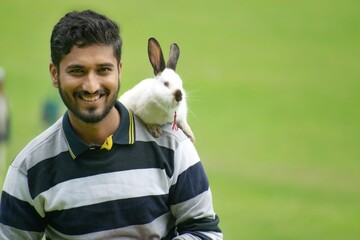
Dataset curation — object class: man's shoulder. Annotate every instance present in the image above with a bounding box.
[133,115,190,151]
[11,118,66,172]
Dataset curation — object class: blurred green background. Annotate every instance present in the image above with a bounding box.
[1,0,360,239]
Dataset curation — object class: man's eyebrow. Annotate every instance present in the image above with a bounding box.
[65,63,115,70]
[97,63,115,68]
[66,64,85,69]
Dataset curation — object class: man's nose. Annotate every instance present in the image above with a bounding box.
[82,72,100,93]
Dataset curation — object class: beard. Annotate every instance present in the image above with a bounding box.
[58,79,120,124]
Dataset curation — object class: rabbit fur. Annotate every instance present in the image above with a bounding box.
[119,37,195,143]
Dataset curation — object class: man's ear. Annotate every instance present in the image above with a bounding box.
[49,63,59,88]
[118,61,123,77]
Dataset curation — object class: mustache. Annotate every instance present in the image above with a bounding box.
[74,89,109,96]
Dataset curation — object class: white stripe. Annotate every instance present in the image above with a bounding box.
[3,166,31,202]
[3,165,45,217]
[0,223,44,239]
[45,212,173,240]
[171,189,215,225]
[171,139,201,185]
[173,234,201,240]
[11,119,67,171]
[36,168,171,212]
[195,231,223,240]
[2,166,47,217]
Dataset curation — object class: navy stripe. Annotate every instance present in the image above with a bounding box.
[28,141,174,199]
[169,162,209,205]
[46,194,169,235]
[163,215,221,239]
[0,191,46,232]
[178,215,222,235]
[161,227,177,240]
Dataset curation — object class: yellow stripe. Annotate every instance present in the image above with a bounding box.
[128,110,135,144]
[69,147,76,159]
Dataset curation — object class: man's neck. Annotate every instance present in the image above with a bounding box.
[68,107,120,146]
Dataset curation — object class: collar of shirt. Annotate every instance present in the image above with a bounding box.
[62,101,135,159]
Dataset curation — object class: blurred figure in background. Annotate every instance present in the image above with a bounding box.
[42,94,61,128]
[0,67,10,177]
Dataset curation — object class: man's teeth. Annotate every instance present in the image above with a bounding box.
[82,95,100,102]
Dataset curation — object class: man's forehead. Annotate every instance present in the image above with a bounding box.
[60,44,117,67]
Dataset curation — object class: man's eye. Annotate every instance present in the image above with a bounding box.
[69,69,84,74]
[98,68,112,73]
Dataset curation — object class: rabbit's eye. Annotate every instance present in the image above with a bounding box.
[164,81,170,87]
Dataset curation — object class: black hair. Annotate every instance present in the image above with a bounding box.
[50,10,122,69]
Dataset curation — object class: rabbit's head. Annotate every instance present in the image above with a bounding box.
[148,38,186,110]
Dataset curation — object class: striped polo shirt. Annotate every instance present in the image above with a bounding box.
[0,101,222,239]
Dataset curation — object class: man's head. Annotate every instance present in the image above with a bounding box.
[49,10,122,124]
[50,10,122,70]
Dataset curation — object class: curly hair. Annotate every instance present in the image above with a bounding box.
[50,10,122,69]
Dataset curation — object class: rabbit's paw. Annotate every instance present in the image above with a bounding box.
[178,121,195,143]
[184,130,195,143]
[146,123,163,138]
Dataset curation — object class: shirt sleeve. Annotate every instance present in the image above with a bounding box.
[0,165,45,239]
[168,139,223,240]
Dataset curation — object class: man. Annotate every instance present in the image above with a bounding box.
[0,67,10,176]
[0,10,222,239]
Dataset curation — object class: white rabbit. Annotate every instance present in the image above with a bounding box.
[119,37,195,143]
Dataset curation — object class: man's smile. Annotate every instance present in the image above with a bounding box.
[75,89,108,103]
[79,93,102,102]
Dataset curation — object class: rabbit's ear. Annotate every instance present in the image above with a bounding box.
[148,38,166,75]
[167,43,180,71]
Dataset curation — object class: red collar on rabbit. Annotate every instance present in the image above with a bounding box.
[172,111,179,131]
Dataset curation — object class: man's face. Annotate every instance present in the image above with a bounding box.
[50,45,121,124]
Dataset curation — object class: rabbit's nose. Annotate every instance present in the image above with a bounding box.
[174,90,182,102]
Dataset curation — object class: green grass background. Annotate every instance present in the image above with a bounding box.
[1,0,360,239]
